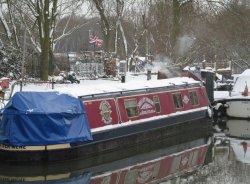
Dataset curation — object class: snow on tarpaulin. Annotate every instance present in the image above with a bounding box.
[0,92,92,146]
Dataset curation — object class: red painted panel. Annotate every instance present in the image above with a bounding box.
[197,146,209,164]
[180,89,193,111]
[83,99,119,129]
[158,155,175,178]
[117,86,209,123]
[200,87,209,106]
[117,92,170,123]
[179,151,192,170]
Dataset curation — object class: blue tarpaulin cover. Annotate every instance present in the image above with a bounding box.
[0,92,93,146]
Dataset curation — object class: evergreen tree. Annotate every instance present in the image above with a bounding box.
[0,47,22,79]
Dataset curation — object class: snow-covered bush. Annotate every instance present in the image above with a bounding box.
[0,47,22,79]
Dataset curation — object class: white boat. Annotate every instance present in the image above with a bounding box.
[224,69,250,119]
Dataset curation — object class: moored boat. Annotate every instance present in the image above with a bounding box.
[222,69,250,119]
[0,77,213,163]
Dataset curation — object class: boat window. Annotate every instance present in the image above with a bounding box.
[173,93,183,109]
[153,96,161,113]
[124,98,138,118]
[189,91,199,106]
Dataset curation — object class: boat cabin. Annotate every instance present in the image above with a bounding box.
[80,78,209,129]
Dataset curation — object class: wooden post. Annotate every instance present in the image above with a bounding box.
[204,71,214,103]
[147,70,151,80]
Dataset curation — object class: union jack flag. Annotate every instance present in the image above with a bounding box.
[89,32,103,46]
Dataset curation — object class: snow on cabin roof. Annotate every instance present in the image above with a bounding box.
[232,69,250,92]
[183,66,200,71]
[216,67,231,71]
[201,68,215,73]
[240,69,250,76]
[183,66,215,73]
[52,77,201,98]
[232,75,250,92]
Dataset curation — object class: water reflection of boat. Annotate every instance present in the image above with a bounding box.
[230,139,250,164]
[225,119,250,164]
[226,119,250,139]
[0,137,211,184]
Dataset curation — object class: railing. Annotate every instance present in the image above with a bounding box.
[79,81,201,101]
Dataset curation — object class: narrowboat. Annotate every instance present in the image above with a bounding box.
[0,77,213,162]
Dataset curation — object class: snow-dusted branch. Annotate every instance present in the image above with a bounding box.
[53,21,89,50]
[20,13,41,53]
[0,2,12,43]
[132,29,146,56]
[6,0,19,48]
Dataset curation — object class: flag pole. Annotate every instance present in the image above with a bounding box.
[94,40,96,55]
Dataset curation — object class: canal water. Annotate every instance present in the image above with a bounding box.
[177,118,250,184]
[1,119,249,184]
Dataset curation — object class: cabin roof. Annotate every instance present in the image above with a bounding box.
[53,77,201,99]
[240,69,250,76]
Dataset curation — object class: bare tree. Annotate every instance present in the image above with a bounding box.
[91,0,112,52]
[0,0,21,48]
[6,0,86,80]
[115,0,127,61]
[179,0,250,68]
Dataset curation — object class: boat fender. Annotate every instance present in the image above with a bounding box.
[207,107,213,118]
[223,104,229,108]
[214,103,223,110]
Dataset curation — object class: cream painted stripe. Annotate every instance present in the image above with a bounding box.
[46,173,71,180]
[46,143,71,150]
[23,176,46,182]
[0,175,45,182]
[25,146,46,151]
[0,143,71,151]
[0,144,45,151]
[0,173,71,182]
